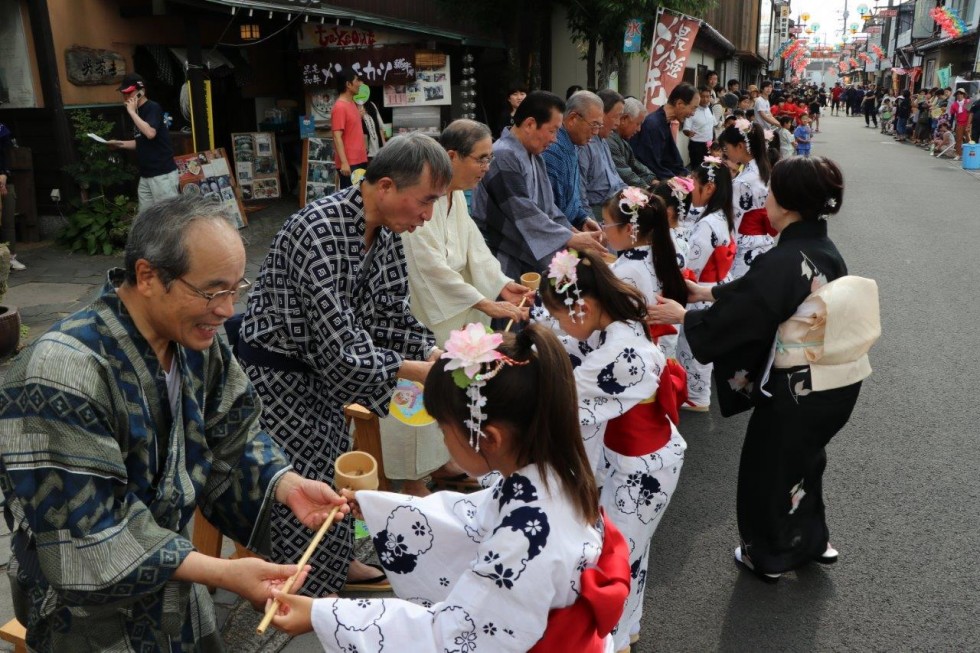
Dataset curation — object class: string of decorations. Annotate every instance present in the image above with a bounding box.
[929,6,968,38]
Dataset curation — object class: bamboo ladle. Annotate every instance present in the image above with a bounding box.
[257,451,379,634]
[504,272,541,332]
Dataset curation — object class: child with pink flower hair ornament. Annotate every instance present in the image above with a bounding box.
[267,322,632,653]
[539,247,687,652]
[602,186,688,361]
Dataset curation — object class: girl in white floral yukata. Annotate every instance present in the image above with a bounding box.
[717,119,776,280]
[674,157,736,410]
[267,323,631,652]
[541,249,687,653]
[603,186,689,361]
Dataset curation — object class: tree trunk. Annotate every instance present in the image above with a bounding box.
[587,37,597,89]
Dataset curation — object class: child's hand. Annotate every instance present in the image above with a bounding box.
[340,488,364,521]
[268,590,315,636]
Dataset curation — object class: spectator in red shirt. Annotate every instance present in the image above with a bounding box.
[831,84,844,116]
[331,67,369,188]
[949,88,971,160]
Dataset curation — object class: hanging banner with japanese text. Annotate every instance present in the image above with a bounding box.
[300,46,416,87]
[624,18,643,53]
[643,9,700,112]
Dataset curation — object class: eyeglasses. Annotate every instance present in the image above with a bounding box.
[177,277,252,307]
[468,154,494,168]
[573,112,603,132]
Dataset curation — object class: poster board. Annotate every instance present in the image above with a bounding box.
[383,55,450,108]
[231,132,281,201]
[174,148,247,228]
[300,136,337,208]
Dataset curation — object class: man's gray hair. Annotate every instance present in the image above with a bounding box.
[364,132,453,189]
[564,90,603,118]
[439,119,492,157]
[124,194,241,285]
[623,97,647,119]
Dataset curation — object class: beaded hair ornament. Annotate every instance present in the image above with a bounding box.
[701,155,724,183]
[734,118,753,153]
[618,187,650,245]
[666,177,694,223]
[442,323,529,451]
[548,249,587,323]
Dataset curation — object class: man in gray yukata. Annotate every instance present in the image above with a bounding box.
[472,90,605,279]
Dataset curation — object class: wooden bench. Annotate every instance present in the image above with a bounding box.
[191,404,388,565]
[0,618,26,653]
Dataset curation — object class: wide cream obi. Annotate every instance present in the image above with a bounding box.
[773,275,881,391]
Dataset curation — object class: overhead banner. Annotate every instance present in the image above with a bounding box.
[643,9,700,112]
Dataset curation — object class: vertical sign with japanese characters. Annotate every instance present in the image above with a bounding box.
[643,9,701,112]
[624,19,643,53]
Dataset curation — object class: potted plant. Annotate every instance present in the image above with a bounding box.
[0,241,20,358]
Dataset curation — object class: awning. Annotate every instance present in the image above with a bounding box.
[914,29,978,54]
[189,0,504,47]
[695,21,736,56]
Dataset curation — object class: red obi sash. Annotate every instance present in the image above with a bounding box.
[738,208,777,237]
[648,323,677,341]
[604,361,687,456]
[529,511,631,653]
[698,239,736,283]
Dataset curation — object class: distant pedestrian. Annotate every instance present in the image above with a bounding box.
[794,115,813,156]
[106,73,178,213]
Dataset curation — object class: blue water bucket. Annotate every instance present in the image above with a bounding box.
[964,143,980,170]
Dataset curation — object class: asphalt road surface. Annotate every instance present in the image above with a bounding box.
[638,113,980,652]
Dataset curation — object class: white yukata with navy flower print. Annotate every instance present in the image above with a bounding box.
[610,246,679,360]
[308,465,614,652]
[554,319,686,651]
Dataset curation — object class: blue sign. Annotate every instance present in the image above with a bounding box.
[624,18,643,53]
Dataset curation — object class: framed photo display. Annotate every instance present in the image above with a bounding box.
[174,148,247,228]
[300,136,337,208]
[231,132,281,200]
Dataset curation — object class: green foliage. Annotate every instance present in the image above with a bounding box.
[61,110,138,255]
[63,110,136,190]
[59,194,136,256]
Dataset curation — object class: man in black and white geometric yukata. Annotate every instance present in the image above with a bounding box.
[240,133,452,594]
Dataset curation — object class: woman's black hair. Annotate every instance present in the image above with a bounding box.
[605,189,687,305]
[540,249,650,339]
[718,122,772,183]
[769,155,844,223]
[424,325,599,524]
[691,160,735,233]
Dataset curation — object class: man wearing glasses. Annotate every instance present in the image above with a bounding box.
[472,91,606,280]
[542,90,606,232]
[0,195,349,650]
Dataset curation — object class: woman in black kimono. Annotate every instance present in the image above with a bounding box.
[648,156,867,582]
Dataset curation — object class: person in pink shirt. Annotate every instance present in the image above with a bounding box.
[949,88,971,160]
[331,67,369,188]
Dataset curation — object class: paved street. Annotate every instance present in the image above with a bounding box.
[638,112,980,651]
[1,114,979,651]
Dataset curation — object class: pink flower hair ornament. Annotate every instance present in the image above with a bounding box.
[441,323,528,450]
[701,155,723,183]
[548,249,587,322]
[733,117,753,153]
[618,187,649,245]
